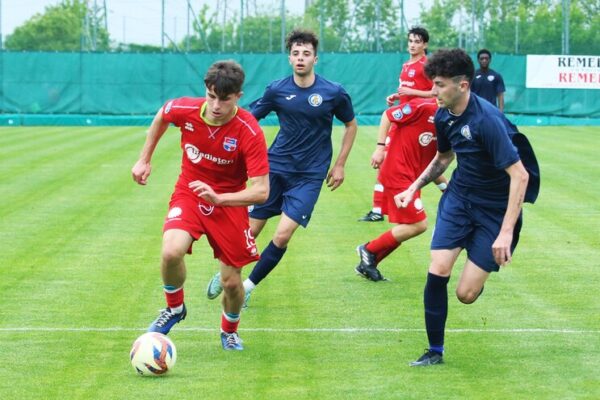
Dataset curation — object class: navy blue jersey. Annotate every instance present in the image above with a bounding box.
[471,68,505,107]
[435,94,520,207]
[250,74,355,180]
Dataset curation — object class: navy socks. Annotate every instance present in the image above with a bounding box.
[424,272,450,354]
[248,240,287,285]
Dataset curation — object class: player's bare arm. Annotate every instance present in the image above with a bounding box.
[492,160,529,266]
[326,118,357,191]
[188,174,269,207]
[131,108,170,185]
[371,113,390,169]
[394,150,454,208]
[397,87,434,98]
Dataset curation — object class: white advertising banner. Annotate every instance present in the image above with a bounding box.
[526,55,600,89]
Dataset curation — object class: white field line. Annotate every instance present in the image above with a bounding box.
[0,327,598,334]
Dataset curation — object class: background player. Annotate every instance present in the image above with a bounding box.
[395,48,538,366]
[355,97,447,281]
[358,26,433,222]
[131,60,270,351]
[471,49,506,112]
[206,29,357,307]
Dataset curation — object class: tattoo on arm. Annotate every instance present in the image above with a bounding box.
[417,158,449,189]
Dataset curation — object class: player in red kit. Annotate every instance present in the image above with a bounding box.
[358,26,434,222]
[355,97,447,281]
[131,60,269,350]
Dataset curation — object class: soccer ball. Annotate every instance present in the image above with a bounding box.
[130,332,177,376]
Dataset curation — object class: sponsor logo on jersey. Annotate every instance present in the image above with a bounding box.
[184,143,234,165]
[285,94,297,100]
[402,104,412,115]
[487,75,495,81]
[428,115,435,124]
[223,137,237,152]
[184,122,194,132]
[392,109,403,120]
[418,132,435,147]
[164,100,173,114]
[308,93,323,107]
[461,125,472,140]
[408,69,416,78]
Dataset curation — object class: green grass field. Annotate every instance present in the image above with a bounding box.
[0,125,599,399]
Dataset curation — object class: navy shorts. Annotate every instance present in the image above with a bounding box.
[249,172,323,227]
[431,191,523,272]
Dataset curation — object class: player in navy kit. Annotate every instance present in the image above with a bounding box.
[471,49,506,111]
[206,29,357,306]
[395,48,539,366]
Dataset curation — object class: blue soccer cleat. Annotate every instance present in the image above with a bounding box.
[221,331,244,351]
[148,304,187,335]
[206,272,223,300]
[242,290,252,309]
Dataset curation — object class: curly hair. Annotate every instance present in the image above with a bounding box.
[286,29,319,54]
[424,48,474,82]
[204,60,245,97]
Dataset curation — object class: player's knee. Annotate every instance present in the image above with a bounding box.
[272,231,292,248]
[220,273,242,293]
[456,287,479,304]
[414,220,427,235]
[161,246,185,266]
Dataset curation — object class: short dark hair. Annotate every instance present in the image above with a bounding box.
[203,60,245,97]
[408,26,429,43]
[286,29,319,54]
[424,48,475,82]
[477,49,492,59]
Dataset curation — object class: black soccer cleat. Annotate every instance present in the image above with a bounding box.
[357,211,384,222]
[409,350,444,367]
[355,244,385,281]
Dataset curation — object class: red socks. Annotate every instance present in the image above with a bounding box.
[366,230,401,263]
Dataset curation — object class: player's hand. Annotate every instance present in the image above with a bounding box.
[397,87,413,97]
[394,189,414,209]
[188,180,221,204]
[371,147,385,169]
[386,94,397,106]
[492,231,513,267]
[326,165,345,191]
[132,160,151,185]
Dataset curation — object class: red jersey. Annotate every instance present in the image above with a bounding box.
[379,98,438,189]
[397,55,433,102]
[162,97,269,194]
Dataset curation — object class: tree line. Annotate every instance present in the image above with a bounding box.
[4,0,599,55]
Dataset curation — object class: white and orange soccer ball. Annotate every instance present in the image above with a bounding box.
[130,332,177,376]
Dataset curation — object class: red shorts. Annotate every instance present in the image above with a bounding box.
[163,191,259,268]
[381,187,427,224]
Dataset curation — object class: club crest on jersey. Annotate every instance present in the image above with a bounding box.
[461,125,472,140]
[308,93,323,107]
[487,75,495,81]
[392,109,403,120]
[408,69,416,78]
[164,100,173,114]
[419,132,435,147]
[223,137,237,152]
[402,104,412,115]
